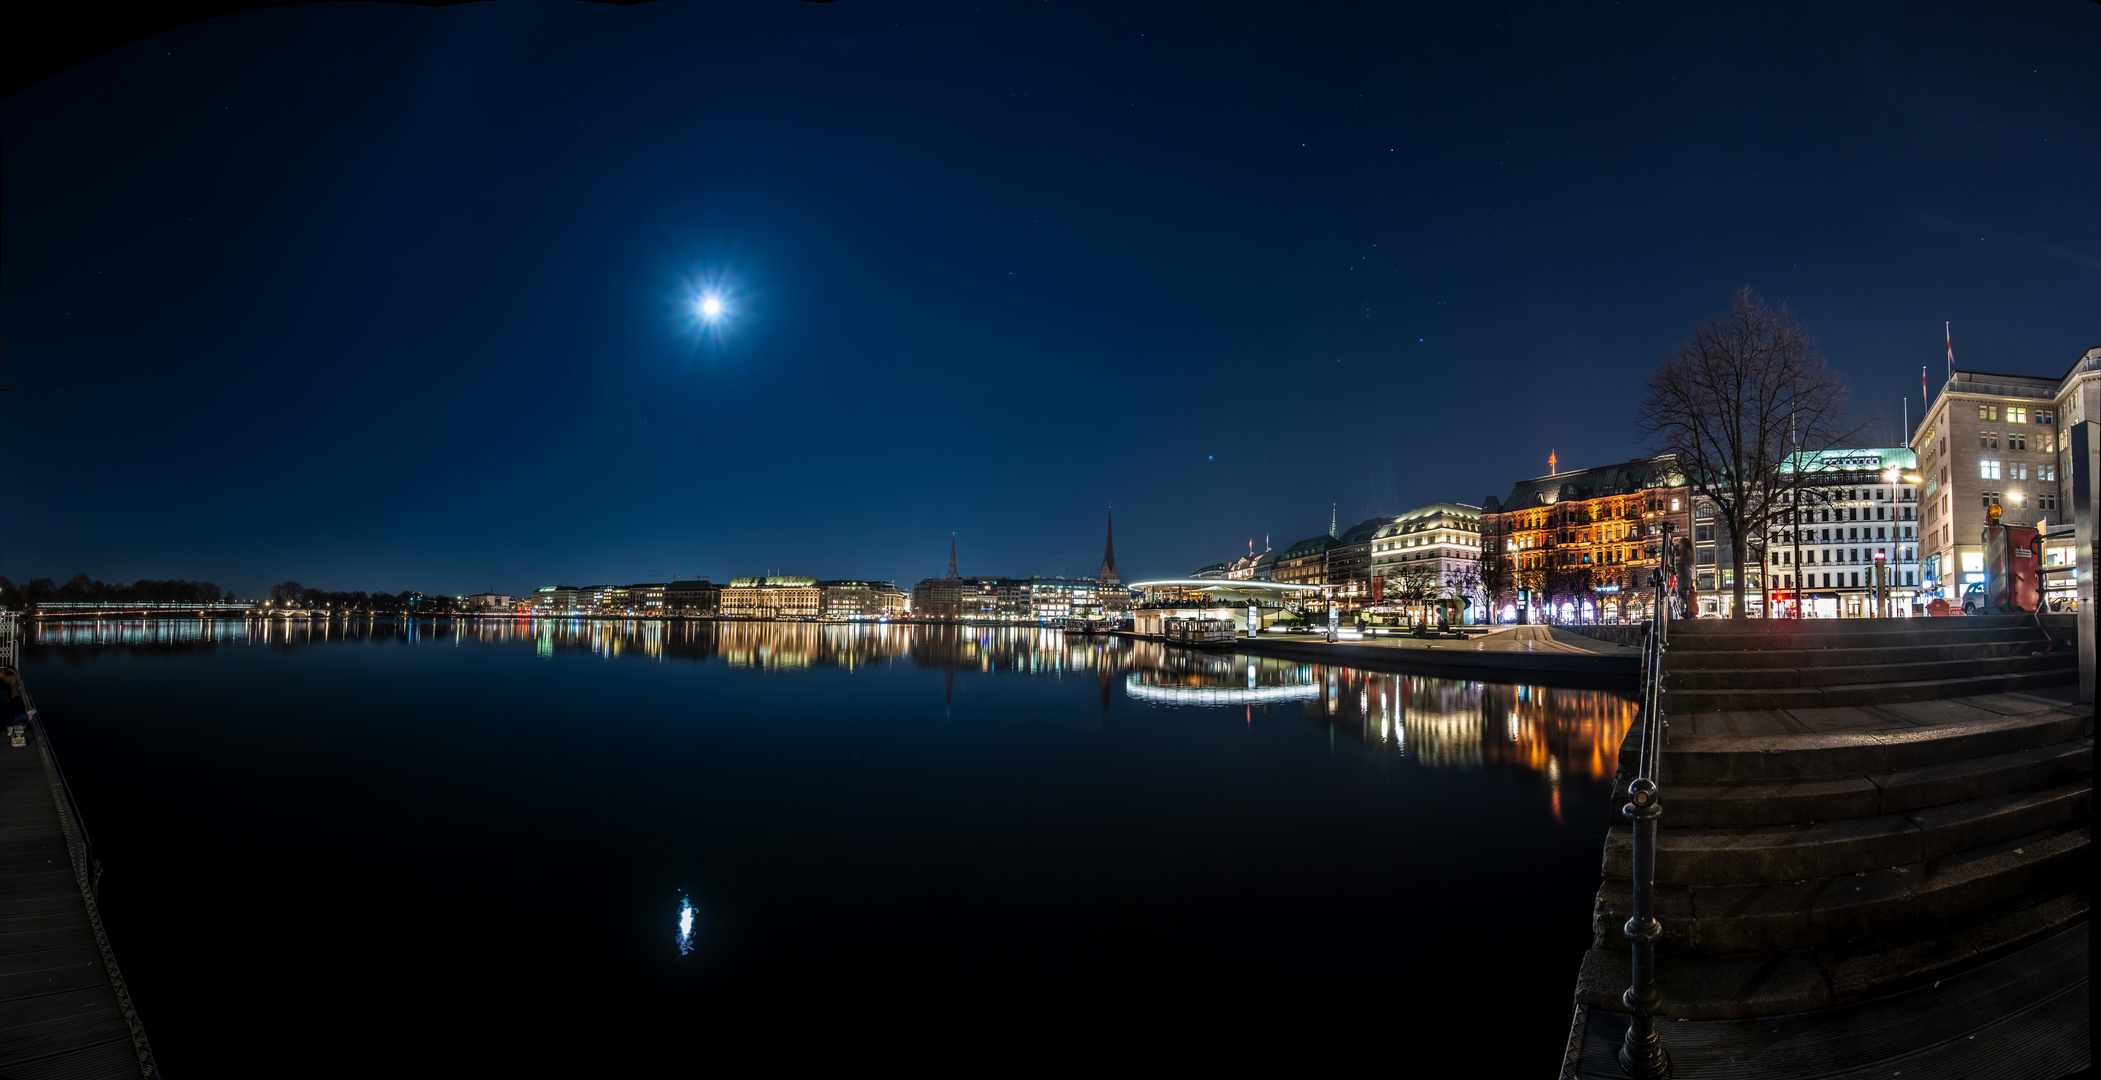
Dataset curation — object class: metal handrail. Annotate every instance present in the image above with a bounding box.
[1618,572,1670,1078]
[13,678,103,895]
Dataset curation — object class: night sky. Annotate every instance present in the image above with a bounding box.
[4,1,2096,596]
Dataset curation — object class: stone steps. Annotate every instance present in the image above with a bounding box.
[1593,821,2089,955]
[1667,613,2048,639]
[1664,666,2078,711]
[1666,651,2071,691]
[1602,777,2091,886]
[1661,737,2092,827]
[1575,879,2089,1020]
[1574,613,2092,1041]
[1660,707,2090,783]
[1668,637,2049,671]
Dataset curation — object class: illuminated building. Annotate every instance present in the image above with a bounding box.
[531,585,581,614]
[1367,502,1484,622]
[1097,511,1130,612]
[911,536,992,619]
[720,576,821,620]
[1322,517,1395,610]
[910,518,1128,621]
[625,582,667,614]
[462,593,512,612]
[1767,449,1921,618]
[819,580,910,620]
[1912,348,2100,602]
[1481,458,1690,623]
[1224,543,1278,581]
[664,580,720,616]
[1274,534,1334,589]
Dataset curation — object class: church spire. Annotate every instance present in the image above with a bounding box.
[946,533,960,580]
[1329,503,1338,539]
[1099,509,1119,586]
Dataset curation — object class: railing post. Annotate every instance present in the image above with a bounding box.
[1620,575,1670,1078]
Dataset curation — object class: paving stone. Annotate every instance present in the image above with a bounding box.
[1863,698,2004,727]
[1654,814,1922,885]
[1783,706,1912,733]
[1685,711,1810,737]
[1959,688,2081,715]
[1688,870,1915,953]
[1667,776,1882,828]
[1903,781,2092,861]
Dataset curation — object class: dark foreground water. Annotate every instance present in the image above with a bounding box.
[22,618,1632,1073]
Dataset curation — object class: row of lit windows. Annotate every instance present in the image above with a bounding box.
[1781,572,1917,589]
[1772,548,1914,565]
[1979,405,2052,424]
[1979,460,2056,481]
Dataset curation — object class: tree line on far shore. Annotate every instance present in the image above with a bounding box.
[0,575,459,614]
[263,581,459,614]
[2,574,232,609]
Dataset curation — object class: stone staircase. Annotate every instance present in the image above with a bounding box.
[1575,614,2090,1021]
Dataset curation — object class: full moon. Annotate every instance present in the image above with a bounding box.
[699,295,724,319]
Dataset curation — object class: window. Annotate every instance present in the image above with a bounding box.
[2038,409,2053,424]
[2040,494,2059,511]
[1696,548,1716,565]
[2008,407,2027,424]
[1694,525,1714,542]
[1979,431,1998,448]
[1979,404,1999,421]
[1980,460,2001,479]
[2039,464,2056,481]
[2009,432,2026,451]
[1981,491,2000,509]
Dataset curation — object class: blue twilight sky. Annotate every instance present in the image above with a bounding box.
[3,0,2097,596]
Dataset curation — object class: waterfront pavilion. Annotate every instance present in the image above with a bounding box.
[1128,579,1323,637]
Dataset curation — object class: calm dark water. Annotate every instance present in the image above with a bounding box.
[22,618,1632,1073]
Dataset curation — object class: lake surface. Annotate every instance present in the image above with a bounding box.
[21,618,1633,1072]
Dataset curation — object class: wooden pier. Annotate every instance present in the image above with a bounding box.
[0,675,157,1079]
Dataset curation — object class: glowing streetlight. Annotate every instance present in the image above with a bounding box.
[698,294,725,321]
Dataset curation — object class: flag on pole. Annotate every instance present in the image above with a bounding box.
[1945,321,1954,381]
[1922,366,1929,416]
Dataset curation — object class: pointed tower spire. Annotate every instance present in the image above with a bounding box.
[946,533,960,580]
[1329,503,1338,539]
[1099,508,1120,586]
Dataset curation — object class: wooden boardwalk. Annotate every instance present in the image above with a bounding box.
[0,686,156,1080]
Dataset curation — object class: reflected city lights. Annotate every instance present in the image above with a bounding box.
[677,893,697,956]
[24,617,1634,793]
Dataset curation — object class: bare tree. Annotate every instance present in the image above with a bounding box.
[1384,561,1440,622]
[1474,538,1511,622]
[1638,288,1853,618]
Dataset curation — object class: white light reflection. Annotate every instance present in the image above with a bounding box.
[677,893,697,956]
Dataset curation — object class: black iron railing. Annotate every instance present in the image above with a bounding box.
[13,679,103,896]
[1619,573,1670,1078]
